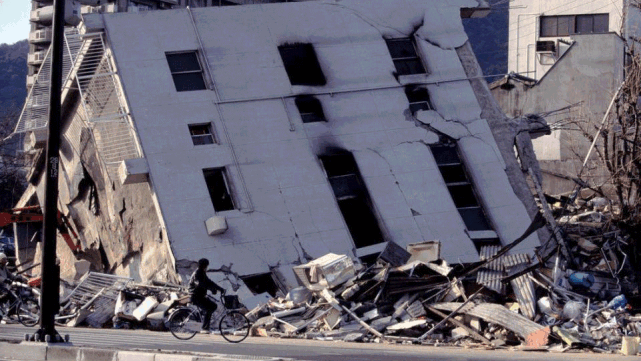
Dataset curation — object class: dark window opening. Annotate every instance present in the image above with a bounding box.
[240,273,279,297]
[447,185,479,208]
[278,43,326,86]
[438,165,467,184]
[203,168,235,211]
[459,208,493,232]
[320,153,385,249]
[540,14,608,37]
[188,123,215,145]
[385,38,426,76]
[405,85,433,113]
[166,51,207,91]
[295,95,326,123]
[430,143,492,232]
[338,198,384,248]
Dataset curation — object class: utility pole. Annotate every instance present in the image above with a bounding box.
[34,0,65,343]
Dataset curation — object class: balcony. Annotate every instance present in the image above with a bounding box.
[28,29,52,44]
[30,6,54,24]
[26,74,37,88]
[27,51,47,66]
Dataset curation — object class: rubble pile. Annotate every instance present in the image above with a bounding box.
[52,274,190,331]
[9,193,640,356]
[246,220,641,355]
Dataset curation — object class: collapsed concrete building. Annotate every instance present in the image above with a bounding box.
[13,0,548,299]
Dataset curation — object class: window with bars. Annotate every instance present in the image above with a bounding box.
[430,143,492,231]
[165,51,207,92]
[203,168,235,212]
[405,85,433,114]
[320,153,385,249]
[188,123,215,145]
[540,14,609,37]
[278,43,326,86]
[295,95,326,123]
[385,38,426,76]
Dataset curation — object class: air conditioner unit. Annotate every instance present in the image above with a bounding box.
[536,40,556,53]
[205,216,227,236]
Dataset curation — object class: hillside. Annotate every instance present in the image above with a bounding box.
[0,40,28,118]
[463,1,509,82]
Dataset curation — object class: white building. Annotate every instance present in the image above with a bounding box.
[493,0,641,194]
[15,0,544,294]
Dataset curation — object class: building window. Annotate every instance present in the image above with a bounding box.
[189,123,215,145]
[405,85,433,113]
[385,38,426,76]
[240,273,279,297]
[320,153,385,249]
[295,95,326,123]
[430,142,492,231]
[540,14,609,37]
[203,168,235,211]
[165,51,207,92]
[278,43,326,86]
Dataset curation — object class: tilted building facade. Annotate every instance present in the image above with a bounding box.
[15,0,545,296]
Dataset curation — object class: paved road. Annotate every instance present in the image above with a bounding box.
[0,323,626,361]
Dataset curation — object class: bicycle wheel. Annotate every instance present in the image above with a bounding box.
[219,311,250,343]
[169,308,201,340]
[17,297,40,327]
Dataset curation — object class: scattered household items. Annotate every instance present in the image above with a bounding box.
[240,196,641,355]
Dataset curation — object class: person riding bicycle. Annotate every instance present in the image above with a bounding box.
[188,258,225,334]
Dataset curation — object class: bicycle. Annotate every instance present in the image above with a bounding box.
[0,282,40,327]
[168,293,251,343]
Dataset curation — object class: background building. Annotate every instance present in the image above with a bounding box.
[492,0,641,194]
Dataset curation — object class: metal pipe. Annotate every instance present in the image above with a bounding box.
[580,82,625,172]
[516,13,539,77]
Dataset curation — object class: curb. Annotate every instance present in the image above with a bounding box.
[0,342,292,361]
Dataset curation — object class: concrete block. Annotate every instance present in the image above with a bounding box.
[44,344,79,361]
[154,354,196,361]
[621,336,640,356]
[79,347,117,361]
[0,342,47,360]
[74,260,92,280]
[118,158,149,185]
[118,351,155,361]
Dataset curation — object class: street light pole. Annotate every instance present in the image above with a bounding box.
[35,0,65,343]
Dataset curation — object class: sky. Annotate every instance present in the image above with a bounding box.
[0,0,31,45]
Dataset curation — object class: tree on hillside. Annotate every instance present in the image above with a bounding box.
[0,105,27,212]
